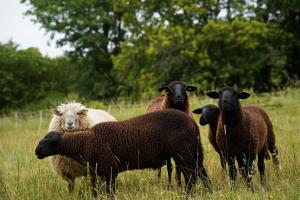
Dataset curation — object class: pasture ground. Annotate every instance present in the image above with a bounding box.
[0,88,299,199]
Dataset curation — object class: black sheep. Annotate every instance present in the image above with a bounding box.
[35,109,212,198]
[206,87,280,190]
[146,81,197,189]
[192,104,226,170]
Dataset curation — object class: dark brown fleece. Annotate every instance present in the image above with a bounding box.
[207,113,220,154]
[146,95,193,118]
[145,91,193,189]
[243,106,279,162]
[206,87,280,189]
[216,104,268,160]
[197,106,225,169]
[57,110,208,186]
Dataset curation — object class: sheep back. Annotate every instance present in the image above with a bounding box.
[146,96,193,118]
[146,96,169,112]
[60,109,202,176]
[87,108,117,126]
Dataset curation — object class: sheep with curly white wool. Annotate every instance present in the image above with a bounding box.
[49,101,117,192]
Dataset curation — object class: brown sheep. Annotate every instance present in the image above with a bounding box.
[146,81,197,189]
[193,104,280,172]
[35,109,212,199]
[192,105,226,170]
[206,86,280,190]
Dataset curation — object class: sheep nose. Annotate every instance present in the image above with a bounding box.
[200,117,207,126]
[67,122,73,126]
[176,96,184,101]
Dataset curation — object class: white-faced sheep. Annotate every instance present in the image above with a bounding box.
[206,87,280,190]
[49,101,117,192]
[36,109,212,199]
[146,81,197,189]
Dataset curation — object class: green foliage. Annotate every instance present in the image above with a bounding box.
[114,18,291,97]
[22,0,126,99]
[197,19,290,91]
[0,42,76,111]
[0,0,296,109]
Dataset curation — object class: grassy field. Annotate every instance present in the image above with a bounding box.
[0,88,299,200]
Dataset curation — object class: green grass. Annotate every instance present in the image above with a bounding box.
[0,88,299,200]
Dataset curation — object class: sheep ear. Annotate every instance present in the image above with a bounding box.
[192,108,202,114]
[77,109,88,115]
[52,109,62,116]
[238,92,250,99]
[206,91,219,99]
[159,86,169,96]
[46,131,63,142]
[158,86,169,92]
[186,86,197,92]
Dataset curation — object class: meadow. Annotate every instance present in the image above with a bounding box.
[0,88,299,200]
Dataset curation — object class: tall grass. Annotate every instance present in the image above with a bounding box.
[0,88,299,199]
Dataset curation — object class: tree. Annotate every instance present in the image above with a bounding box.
[252,0,300,78]
[0,42,77,110]
[22,0,126,98]
[114,18,289,96]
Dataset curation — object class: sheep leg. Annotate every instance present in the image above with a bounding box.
[182,170,197,196]
[227,157,237,190]
[157,168,162,182]
[62,172,74,193]
[237,156,247,179]
[198,166,213,193]
[166,159,173,189]
[175,166,182,192]
[105,174,116,200]
[258,150,267,188]
[67,181,74,193]
[173,154,196,195]
[219,153,226,171]
[91,175,98,197]
[267,129,281,170]
[237,154,254,191]
[271,147,280,170]
[245,158,254,192]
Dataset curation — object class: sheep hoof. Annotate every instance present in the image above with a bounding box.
[264,152,271,160]
[230,182,237,191]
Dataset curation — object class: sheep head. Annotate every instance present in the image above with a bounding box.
[35,131,63,159]
[206,87,250,112]
[193,104,220,126]
[158,81,197,110]
[52,102,88,131]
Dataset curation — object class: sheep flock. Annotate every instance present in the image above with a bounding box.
[35,83,281,199]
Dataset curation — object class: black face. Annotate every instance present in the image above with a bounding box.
[159,81,197,110]
[193,104,220,126]
[206,87,250,112]
[35,131,63,159]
